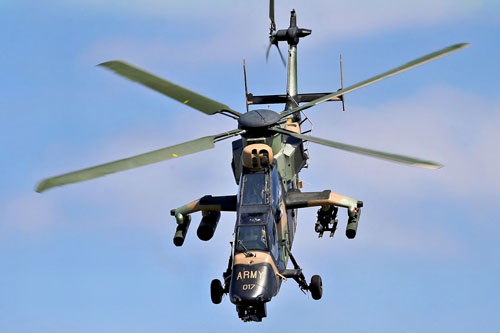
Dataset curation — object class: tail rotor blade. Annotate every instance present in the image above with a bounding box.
[265,41,286,68]
[276,44,287,67]
[269,0,276,32]
[266,0,284,66]
[266,42,273,62]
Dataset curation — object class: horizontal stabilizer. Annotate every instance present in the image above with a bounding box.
[247,92,341,105]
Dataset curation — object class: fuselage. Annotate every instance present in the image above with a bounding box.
[228,127,306,312]
[229,166,288,305]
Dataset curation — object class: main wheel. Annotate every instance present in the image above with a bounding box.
[310,275,323,300]
[210,279,224,304]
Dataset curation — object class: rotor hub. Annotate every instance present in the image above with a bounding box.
[238,109,281,131]
[272,9,311,46]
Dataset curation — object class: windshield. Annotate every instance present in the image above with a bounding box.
[239,212,267,225]
[241,173,268,205]
[236,225,268,251]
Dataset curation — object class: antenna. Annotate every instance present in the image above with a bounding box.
[243,59,249,112]
[340,54,345,111]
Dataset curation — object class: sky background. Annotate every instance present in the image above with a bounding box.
[1,0,499,332]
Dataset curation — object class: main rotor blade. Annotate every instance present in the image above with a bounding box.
[36,129,242,193]
[280,43,470,119]
[272,127,442,169]
[99,61,241,117]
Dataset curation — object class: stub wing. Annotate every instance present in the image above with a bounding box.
[285,190,361,213]
[285,190,363,239]
[170,195,237,246]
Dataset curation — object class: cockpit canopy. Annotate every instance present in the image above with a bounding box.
[240,211,268,225]
[236,224,268,252]
[240,172,269,206]
[235,166,281,258]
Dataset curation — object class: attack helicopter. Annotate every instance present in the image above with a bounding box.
[36,0,469,323]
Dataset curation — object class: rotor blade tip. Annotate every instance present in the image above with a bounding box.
[35,181,47,193]
[413,162,443,170]
[448,43,470,52]
[97,61,111,67]
[97,60,124,68]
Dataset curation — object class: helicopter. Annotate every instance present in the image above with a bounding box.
[35,0,469,323]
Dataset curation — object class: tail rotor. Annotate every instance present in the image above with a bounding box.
[266,0,286,67]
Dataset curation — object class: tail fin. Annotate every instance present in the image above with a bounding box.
[340,54,345,111]
[243,59,249,112]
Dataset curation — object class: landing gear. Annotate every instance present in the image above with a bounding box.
[309,275,323,300]
[211,254,232,304]
[210,279,224,304]
[282,249,323,300]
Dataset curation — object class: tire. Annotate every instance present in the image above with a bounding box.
[310,275,323,300]
[210,279,224,304]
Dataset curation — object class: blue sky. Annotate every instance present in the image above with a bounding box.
[1,0,499,331]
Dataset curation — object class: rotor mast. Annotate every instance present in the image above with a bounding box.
[275,10,311,116]
[286,41,298,111]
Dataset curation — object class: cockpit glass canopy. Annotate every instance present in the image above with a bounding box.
[239,212,267,225]
[241,172,268,205]
[236,225,268,251]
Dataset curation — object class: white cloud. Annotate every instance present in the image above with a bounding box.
[306,86,500,200]
[0,193,60,234]
[60,0,484,27]
[294,0,483,43]
[21,86,498,259]
[78,0,485,67]
[287,86,499,258]
[28,111,238,253]
[292,205,462,261]
[59,0,240,18]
